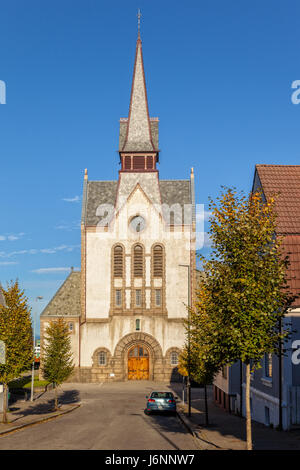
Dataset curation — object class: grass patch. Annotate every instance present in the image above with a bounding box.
[8,375,49,390]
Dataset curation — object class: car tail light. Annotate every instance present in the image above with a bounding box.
[148,399,155,402]
[168,400,175,403]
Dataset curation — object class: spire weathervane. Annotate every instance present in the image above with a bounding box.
[137,9,141,38]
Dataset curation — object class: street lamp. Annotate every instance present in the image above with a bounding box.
[30,296,43,402]
[179,263,191,417]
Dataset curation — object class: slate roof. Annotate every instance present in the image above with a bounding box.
[255,165,300,306]
[40,271,81,317]
[84,179,191,226]
[256,165,300,234]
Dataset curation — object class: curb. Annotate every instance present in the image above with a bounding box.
[0,403,81,437]
[176,409,199,439]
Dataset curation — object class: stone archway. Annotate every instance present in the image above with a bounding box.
[113,332,163,381]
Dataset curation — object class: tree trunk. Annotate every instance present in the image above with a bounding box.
[2,383,8,424]
[245,363,253,450]
[204,384,209,426]
[54,383,58,411]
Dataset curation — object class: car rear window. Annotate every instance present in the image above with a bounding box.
[151,392,174,399]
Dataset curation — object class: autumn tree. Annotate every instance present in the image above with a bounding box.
[41,318,74,410]
[191,188,295,450]
[0,281,33,423]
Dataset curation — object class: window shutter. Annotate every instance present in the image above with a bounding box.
[153,245,163,277]
[114,246,123,278]
[134,245,143,277]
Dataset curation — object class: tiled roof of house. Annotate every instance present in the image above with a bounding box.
[40,271,81,317]
[256,165,300,234]
[255,165,300,305]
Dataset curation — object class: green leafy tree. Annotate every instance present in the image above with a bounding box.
[41,318,74,410]
[0,281,33,423]
[191,188,295,450]
[178,334,217,425]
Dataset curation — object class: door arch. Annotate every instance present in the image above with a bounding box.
[128,344,149,380]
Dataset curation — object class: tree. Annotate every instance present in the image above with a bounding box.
[0,281,33,423]
[191,188,295,450]
[41,318,74,410]
[178,335,217,426]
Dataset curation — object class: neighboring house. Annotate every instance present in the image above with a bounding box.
[40,31,196,383]
[214,164,300,429]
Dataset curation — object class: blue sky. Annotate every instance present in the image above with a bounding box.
[1,0,300,333]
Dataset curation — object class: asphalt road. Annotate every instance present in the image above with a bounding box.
[0,381,200,450]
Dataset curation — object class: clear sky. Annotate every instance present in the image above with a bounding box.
[1,0,300,333]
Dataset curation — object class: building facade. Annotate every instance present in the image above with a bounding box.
[40,32,196,383]
[214,164,300,429]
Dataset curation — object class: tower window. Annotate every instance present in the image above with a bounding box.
[133,155,145,170]
[135,289,142,307]
[153,245,163,277]
[115,289,122,307]
[133,245,143,277]
[135,319,141,331]
[155,289,161,307]
[113,245,124,278]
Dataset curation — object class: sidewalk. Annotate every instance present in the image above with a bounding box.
[171,383,300,450]
[0,387,80,436]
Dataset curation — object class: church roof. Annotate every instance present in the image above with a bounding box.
[40,271,81,317]
[120,35,157,152]
[83,179,191,226]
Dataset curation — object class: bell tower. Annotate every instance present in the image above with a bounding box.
[118,30,159,173]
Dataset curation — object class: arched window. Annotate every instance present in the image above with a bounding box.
[133,245,143,277]
[98,351,107,366]
[113,245,124,278]
[170,351,179,366]
[153,245,163,278]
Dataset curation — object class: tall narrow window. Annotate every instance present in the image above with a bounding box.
[133,245,143,277]
[153,245,163,277]
[155,289,161,307]
[171,351,178,366]
[113,245,124,278]
[135,319,141,331]
[98,351,107,366]
[135,289,142,307]
[264,353,272,378]
[115,289,122,307]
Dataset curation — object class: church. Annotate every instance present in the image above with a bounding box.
[40,30,196,382]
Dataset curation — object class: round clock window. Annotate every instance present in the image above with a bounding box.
[129,216,146,233]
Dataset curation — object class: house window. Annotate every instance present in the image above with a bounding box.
[135,289,142,307]
[133,245,143,277]
[98,351,107,366]
[264,353,272,378]
[155,289,161,307]
[68,322,74,332]
[153,245,163,277]
[113,245,123,278]
[115,289,122,307]
[222,366,228,379]
[136,319,140,331]
[170,351,178,366]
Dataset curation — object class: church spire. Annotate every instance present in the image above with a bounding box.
[121,25,156,153]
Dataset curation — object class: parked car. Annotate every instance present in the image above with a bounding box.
[145,391,178,415]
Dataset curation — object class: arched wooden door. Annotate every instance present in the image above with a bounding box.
[128,345,149,380]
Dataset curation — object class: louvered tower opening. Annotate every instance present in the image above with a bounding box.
[114,245,124,278]
[133,245,143,277]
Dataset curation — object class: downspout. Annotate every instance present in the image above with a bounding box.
[278,317,283,430]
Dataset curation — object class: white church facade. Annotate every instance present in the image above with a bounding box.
[40,31,196,382]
